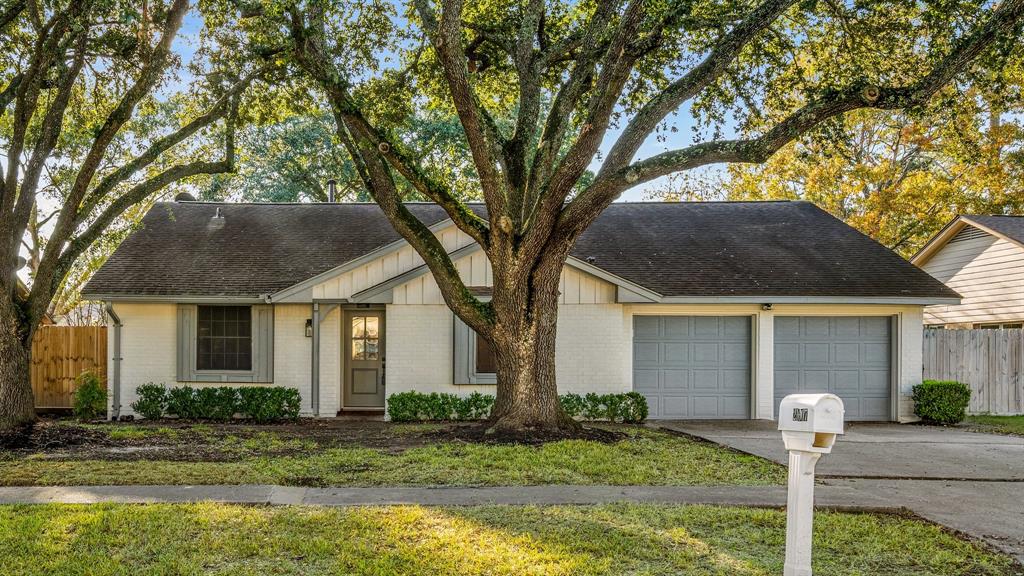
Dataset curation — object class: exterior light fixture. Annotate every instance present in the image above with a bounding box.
[305,319,313,337]
[762,303,773,311]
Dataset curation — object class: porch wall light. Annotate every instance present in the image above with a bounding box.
[305,319,313,337]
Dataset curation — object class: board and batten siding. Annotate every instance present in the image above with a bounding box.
[921,225,1024,326]
[312,226,476,300]
[393,250,616,305]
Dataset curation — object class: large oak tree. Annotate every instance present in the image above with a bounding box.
[0,0,272,430]
[227,0,1024,434]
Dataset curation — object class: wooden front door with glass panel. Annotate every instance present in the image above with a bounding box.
[344,310,385,408]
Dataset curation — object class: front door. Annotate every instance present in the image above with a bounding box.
[344,310,385,408]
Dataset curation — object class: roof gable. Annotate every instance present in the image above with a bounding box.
[912,215,1024,267]
[83,200,959,302]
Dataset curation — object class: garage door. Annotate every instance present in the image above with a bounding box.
[633,316,751,419]
[774,316,891,421]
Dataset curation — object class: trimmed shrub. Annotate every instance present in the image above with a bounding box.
[194,387,239,421]
[159,385,299,423]
[559,393,587,419]
[131,383,167,420]
[913,380,971,425]
[72,370,107,421]
[237,387,301,423]
[166,386,199,419]
[388,391,648,423]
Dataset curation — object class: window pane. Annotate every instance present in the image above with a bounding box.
[352,339,365,360]
[366,339,379,359]
[475,333,497,374]
[366,316,379,338]
[197,306,253,371]
[352,317,366,338]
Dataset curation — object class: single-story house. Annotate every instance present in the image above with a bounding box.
[82,200,959,422]
[912,215,1024,329]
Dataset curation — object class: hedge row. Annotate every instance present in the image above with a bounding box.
[387,391,648,423]
[131,384,301,423]
[913,380,971,425]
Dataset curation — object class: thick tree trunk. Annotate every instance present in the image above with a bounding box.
[0,308,35,431]
[486,255,578,435]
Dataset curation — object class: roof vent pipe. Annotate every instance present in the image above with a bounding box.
[327,179,337,203]
[210,207,225,229]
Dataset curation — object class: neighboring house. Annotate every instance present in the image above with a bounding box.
[82,200,958,422]
[912,215,1024,329]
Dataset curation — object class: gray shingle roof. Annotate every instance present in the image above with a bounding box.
[965,215,1024,245]
[83,200,958,300]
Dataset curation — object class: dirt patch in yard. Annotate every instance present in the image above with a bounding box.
[1,418,627,463]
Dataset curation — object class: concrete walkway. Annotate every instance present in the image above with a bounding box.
[0,480,1021,563]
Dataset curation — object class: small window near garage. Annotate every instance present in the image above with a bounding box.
[197,305,252,371]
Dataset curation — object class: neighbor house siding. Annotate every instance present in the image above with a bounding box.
[108,302,319,418]
[921,227,1024,327]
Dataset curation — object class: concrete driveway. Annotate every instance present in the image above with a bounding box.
[660,420,1024,480]
[659,420,1024,562]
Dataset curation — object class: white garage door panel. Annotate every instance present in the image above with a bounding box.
[773,316,892,421]
[633,316,751,419]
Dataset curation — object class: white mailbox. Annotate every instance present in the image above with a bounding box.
[779,393,845,576]
[778,393,845,453]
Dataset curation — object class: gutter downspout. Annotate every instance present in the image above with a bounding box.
[104,302,123,421]
[311,302,320,416]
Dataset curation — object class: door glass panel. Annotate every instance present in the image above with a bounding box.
[350,315,381,361]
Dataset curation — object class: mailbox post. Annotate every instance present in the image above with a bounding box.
[778,393,845,576]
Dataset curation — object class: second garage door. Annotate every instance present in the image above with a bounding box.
[774,316,892,421]
[633,316,751,419]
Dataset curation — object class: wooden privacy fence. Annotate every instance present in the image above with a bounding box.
[31,325,107,409]
[923,329,1024,415]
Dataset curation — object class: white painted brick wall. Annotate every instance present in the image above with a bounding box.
[384,303,631,403]
[110,302,316,418]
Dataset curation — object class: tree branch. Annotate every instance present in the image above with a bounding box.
[561,0,1024,237]
[600,0,799,175]
[54,0,188,241]
[414,0,508,219]
[74,65,274,225]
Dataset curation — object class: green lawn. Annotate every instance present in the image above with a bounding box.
[0,425,784,487]
[0,503,1013,575]
[965,415,1024,436]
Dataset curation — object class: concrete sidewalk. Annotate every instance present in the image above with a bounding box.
[0,480,1020,563]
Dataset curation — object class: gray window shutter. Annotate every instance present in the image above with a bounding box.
[253,304,274,383]
[176,304,197,382]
